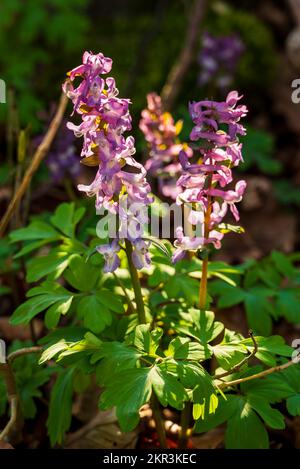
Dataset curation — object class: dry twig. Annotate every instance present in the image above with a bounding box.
[161,0,207,110]
[0,93,68,237]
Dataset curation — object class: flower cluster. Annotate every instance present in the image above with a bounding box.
[173,91,248,262]
[198,32,244,90]
[139,92,192,200]
[63,51,153,272]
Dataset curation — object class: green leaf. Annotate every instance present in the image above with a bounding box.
[209,281,245,307]
[96,291,124,314]
[241,373,294,403]
[73,206,86,226]
[271,251,295,277]
[165,276,199,305]
[10,221,60,242]
[45,296,73,329]
[14,239,56,258]
[78,296,112,333]
[52,333,102,361]
[26,252,71,282]
[176,361,212,389]
[225,398,269,449]
[10,283,73,326]
[39,340,69,364]
[50,202,76,238]
[64,254,100,292]
[241,335,293,357]
[92,342,142,376]
[275,289,300,324]
[218,223,245,234]
[258,264,281,288]
[247,395,285,429]
[194,394,236,433]
[192,370,219,420]
[99,368,152,432]
[218,286,246,308]
[244,290,273,336]
[150,365,187,410]
[133,324,162,356]
[145,236,171,258]
[287,394,300,416]
[47,368,74,446]
[212,343,247,370]
[241,126,279,175]
[177,310,223,353]
[165,337,207,361]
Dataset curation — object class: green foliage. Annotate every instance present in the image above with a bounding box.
[47,367,75,446]
[41,307,296,439]
[210,251,300,335]
[8,202,300,447]
[274,179,300,207]
[195,364,300,448]
[0,341,53,420]
[241,126,281,175]
[0,0,90,128]
[9,203,125,331]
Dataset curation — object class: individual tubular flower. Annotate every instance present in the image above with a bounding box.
[172,91,248,262]
[139,92,192,200]
[96,240,120,273]
[63,51,153,271]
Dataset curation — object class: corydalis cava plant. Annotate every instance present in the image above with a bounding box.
[139,92,192,200]
[173,91,248,268]
[63,51,153,272]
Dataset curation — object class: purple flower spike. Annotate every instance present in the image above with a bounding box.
[173,91,248,260]
[63,51,153,270]
[140,92,193,200]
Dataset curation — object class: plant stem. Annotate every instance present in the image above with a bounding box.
[112,272,135,315]
[199,173,212,310]
[125,239,167,448]
[179,174,213,447]
[0,346,42,441]
[125,240,146,324]
[151,395,167,448]
[218,358,298,390]
[199,257,209,310]
[179,401,192,448]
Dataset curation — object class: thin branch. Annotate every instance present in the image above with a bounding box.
[218,358,298,390]
[0,347,43,442]
[151,394,168,448]
[112,272,135,315]
[0,93,68,237]
[161,0,207,110]
[0,363,21,442]
[213,330,258,381]
[288,0,300,26]
[125,239,146,324]
[0,397,18,442]
[7,346,42,365]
